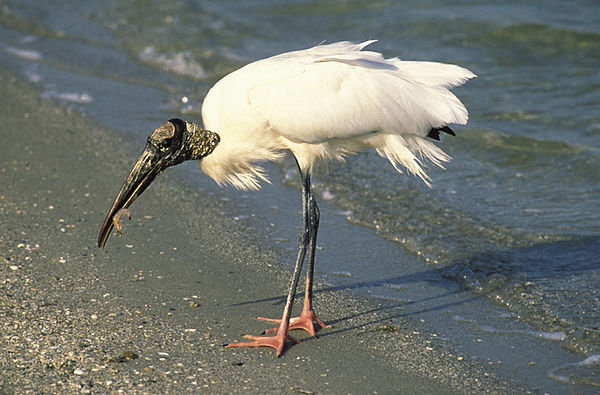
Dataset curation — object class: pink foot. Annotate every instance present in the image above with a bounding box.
[259,308,326,337]
[225,332,300,357]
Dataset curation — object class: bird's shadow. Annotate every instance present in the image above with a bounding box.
[230,235,600,342]
[231,269,479,339]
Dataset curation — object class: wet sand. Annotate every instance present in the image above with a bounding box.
[0,69,516,393]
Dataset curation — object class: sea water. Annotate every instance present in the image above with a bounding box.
[1,0,599,389]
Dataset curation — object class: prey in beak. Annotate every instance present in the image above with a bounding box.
[98,118,219,249]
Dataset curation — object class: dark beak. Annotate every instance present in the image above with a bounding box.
[98,145,166,249]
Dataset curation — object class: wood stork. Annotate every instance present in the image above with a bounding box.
[98,40,475,356]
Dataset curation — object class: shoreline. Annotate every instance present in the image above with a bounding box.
[1,68,519,393]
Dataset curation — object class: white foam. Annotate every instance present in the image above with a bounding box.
[139,46,207,79]
[328,271,352,277]
[21,35,39,44]
[577,354,600,365]
[381,283,406,290]
[41,90,93,104]
[25,71,43,83]
[6,46,43,61]
[321,189,335,200]
[478,325,566,341]
[547,354,600,385]
[335,209,353,216]
[451,314,477,323]
[533,331,567,341]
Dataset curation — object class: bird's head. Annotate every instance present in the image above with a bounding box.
[97,118,219,249]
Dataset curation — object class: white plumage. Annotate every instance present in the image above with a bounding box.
[200,40,475,189]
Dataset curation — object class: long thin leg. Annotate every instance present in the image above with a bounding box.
[225,166,312,356]
[297,191,326,335]
[260,169,325,336]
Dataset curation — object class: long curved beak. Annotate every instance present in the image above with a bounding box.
[98,146,165,249]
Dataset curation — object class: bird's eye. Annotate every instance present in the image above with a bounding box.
[158,138,171,149]
[147,135,172,151]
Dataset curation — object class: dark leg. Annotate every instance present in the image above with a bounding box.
[296,190,326,335]
[260,169,325,336]
[225,165,313,356]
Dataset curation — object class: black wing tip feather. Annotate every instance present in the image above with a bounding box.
[427,125,456,141]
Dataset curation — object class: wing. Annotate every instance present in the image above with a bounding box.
[247,41,475,144]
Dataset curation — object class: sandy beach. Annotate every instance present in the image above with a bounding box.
[0,68,525,394]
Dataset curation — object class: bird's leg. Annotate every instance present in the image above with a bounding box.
[294,191,326,335]
[225,244,305,355]
[260,174,325,336]
[226,171,312,356]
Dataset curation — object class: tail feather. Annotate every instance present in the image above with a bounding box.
[427,125,456,141]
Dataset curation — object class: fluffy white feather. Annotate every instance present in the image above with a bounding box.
[200,40,475,190]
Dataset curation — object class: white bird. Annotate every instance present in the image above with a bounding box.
[98,40,475,356]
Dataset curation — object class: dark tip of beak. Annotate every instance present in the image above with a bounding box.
[98,146,164,249]
[98,206,117,249]
[98,198,131,249]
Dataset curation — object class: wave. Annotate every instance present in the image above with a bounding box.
[468,23,600,62]
[138,46,207,79]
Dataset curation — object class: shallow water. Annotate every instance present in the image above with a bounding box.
[2,0,599,388]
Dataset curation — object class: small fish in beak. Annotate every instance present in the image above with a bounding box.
[113,208,131,237]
